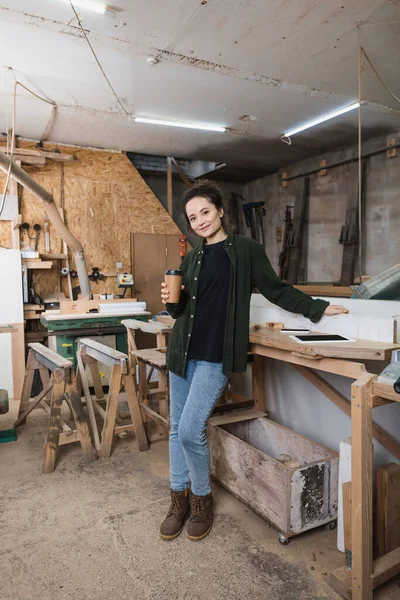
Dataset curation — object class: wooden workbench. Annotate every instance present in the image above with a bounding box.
[249,327,400,600]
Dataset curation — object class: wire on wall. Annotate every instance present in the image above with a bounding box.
[0,68,57,216]
[69,0,130,116]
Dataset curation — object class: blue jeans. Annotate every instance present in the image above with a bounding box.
[169,360,228,496]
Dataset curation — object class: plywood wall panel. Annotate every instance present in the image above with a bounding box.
[0,143,180,297]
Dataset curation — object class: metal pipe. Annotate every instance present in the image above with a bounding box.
[0,150,91,296]
[285,143,400,182]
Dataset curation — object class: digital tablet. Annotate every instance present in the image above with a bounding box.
[289,334,356,343]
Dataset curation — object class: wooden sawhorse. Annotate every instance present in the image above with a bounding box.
[131,347,170,443]
[77,338,149,458]
[15,342,95,473]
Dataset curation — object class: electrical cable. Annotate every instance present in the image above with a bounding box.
[68,1,130,115]
[153,0,207,62]
[362,47,400,106]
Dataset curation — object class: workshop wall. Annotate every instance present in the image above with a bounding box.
[0,143,180,297]
[243,130,400,281]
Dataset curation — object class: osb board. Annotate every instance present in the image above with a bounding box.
[0,142,180,297]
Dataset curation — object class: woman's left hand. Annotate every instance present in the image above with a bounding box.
[323,305,349,316]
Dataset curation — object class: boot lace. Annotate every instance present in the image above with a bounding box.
[191,495,207,518]
[169,492,184,517]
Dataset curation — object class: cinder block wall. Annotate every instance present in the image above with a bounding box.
[243,131,400,280]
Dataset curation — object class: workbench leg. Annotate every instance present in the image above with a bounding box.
[43,371,66,474]
[351,373,374,600]
[100,364,122,459]
[123,373,149,452]
[252,355,266,412]
[138,360,148,424]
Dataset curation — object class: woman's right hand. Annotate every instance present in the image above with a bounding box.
[161,282,170,304]
[161,282,185,304]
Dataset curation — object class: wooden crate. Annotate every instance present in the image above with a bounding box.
[208,415,338,540]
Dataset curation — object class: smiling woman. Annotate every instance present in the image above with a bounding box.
[158,179,348,543]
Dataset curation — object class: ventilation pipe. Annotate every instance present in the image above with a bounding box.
[0,150,91,296]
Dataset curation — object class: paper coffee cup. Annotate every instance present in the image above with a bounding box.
[164,270,182,303]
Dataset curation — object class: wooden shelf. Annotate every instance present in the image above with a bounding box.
[22,259,53,269]
[40,254,68,260]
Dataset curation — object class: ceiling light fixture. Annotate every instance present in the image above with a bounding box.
[60,0,107,14]
[283,102,360,138]
[134,117,226,133]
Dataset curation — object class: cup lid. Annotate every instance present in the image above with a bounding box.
[165,269,182,275]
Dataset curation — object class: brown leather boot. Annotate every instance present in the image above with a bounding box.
[160,489,190,540]
[187,492,213,541]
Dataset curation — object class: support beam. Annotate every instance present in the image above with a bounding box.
[351,373,374,600]
[293,365,400,461]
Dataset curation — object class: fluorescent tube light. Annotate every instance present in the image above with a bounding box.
[283,102,360,138]
[60,0,106,14]
[134,117,226,133]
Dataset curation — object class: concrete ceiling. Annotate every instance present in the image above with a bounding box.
[0,0,399,179]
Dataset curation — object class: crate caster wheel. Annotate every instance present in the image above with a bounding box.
[324,521,337,531]
[279,533,290,545]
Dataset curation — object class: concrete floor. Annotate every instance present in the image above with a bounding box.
[1,404,399,600]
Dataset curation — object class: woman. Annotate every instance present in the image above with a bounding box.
[159,180,347,542]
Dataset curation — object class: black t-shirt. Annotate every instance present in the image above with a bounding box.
[188,239,231,363]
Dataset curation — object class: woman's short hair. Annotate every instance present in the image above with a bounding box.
[181,180,224,224]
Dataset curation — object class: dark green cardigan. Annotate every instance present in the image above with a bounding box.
[166,232,329,378]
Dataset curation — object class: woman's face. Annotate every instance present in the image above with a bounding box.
[185,196,224,238]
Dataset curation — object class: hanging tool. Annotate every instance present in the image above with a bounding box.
[278,206,294,280]
[243,201,266,244]
[339,161,367,286]
[286,177,310,285]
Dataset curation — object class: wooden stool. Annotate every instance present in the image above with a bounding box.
[131,347,169,442]
[77,338,149,458]
[15,343,95,473]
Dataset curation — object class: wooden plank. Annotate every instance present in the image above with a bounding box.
[100,364,122,458]
[76,352,101,452]
[155,314,175,327]
[373,381,400,403]
[372,546,400,588]
[343,482,352,552]
[330,548,400,598]
[252,354,266,411]
[140,403,169,425]
[351,373,374,600]
[294,285,353,297]
[28,343,72,369]
[67,376,96,463]
[42,371,65,474]
[14,381,53,427]
[0,146,75,161]
[209,408,267,427]
[121,319,171,334]
[122,373,149,451]
[377,463,400,556]
[251,344,367,379]
[131,348,167,369]
[294,366,400,460]
[11,322,25,401]
[16,349,36,421]
[22,259,53,269]
[250,328,400,361]
[80,338,128,374]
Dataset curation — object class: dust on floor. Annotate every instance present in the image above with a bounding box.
[1,404,399,600]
